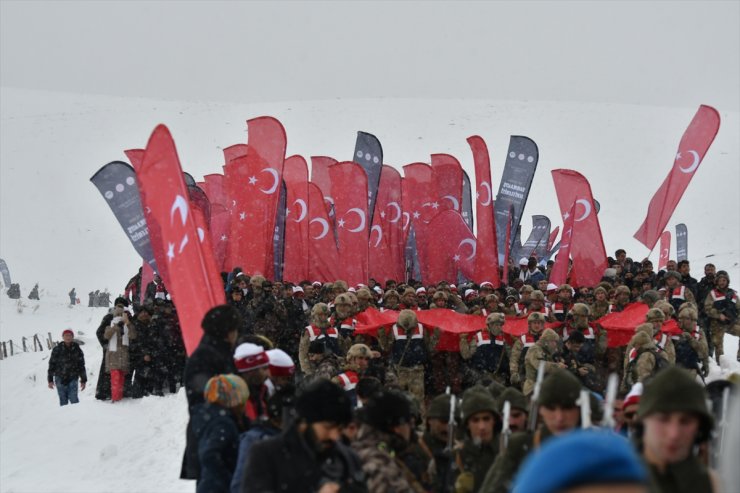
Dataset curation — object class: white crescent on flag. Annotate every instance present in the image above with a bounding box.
[293,199,307,223]
[458,238,477,260]
[345,208,367,233]
[575,199,592,222]
[478,181,492,206]
[677,150,701,174]
[259,168,280,195]
[386,202,402,223]
[443,195,460,211]
[310,217,330,239]
[370,225,383,247]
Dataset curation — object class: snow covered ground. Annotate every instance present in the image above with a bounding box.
[0,90,739,492]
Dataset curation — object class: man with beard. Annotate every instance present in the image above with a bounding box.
[495,387,528,434]
[352,390,424,492]
[420,394,455,493]
[243,379,366,493]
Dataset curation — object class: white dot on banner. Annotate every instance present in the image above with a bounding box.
[527,156,534,163]
[365,153,371,161]
[116,184,124,192]
[373,156,379,164]
[356,151,363,158]
[509,152,516,158]
[126,177,135,185]
[104,191,114,200]
[518,154,525,160]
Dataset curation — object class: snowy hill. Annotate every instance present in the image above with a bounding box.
[1,90,739,492]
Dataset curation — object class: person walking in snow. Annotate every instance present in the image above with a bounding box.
[47,329,87,406]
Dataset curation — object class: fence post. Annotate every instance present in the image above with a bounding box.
[47,332,53,350]
[9,340,14,356]
[33,335,42,352]
[22,337,27,352]
[1,342,6,358]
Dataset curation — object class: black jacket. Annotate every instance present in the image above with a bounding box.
[242,422,367,493]
[181,333,237,480]
[48,342,86,385]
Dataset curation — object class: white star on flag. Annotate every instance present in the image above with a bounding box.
[675,152,682,160]
[413,211,421,219]
[566,228,573,237]
[380,211,386,219]
[563,211,570,220]
[248,176,257,185]
[338,218,345,228]
[240,211,246,220]
[453,254,461,262]
[167,242,175,261]
[431,202,439,209]
[220,235,227,241]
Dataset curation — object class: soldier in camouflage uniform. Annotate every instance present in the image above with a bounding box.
[704,271,740,364]
[420,394,456,493]
[480,369,582,493]
[673,306,709,378]
[623,330,661,391]
[352,390,426,492]
[378,309,440,406]
[509,312,546,389]
[298,303,341,375]
[522,328,567,396]
[459,313,509,386]
[454,388,501,493]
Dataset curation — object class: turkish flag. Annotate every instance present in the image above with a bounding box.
[329,162,369,286]
[201,174,229,270]
[431,154,464,214]
[402,163,434,281]
[425,210,477,282]
[135,125,225,355]
[658,231,671,271]
[551,169,608,287]
[202,174,227,209]
[468,136,501,287]
[369,165,405,283]
[223,144,249,165]
[547,226,560,252]
[549,201,576,287]
[310,156,337,216]
[307,183,340,282]
[634,105,720,250]
[283,155,310,283]
[223,117,287,277]
[597,302,682,347]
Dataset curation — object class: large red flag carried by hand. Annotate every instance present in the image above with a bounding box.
[224,117,287,277]
[369,165,405,283]
[307,183,340,282]
[551,170,608,287]
[329,162,369,285]
[634,105,720,250]
[468,136,501,287]
[549,201,576,287]
[658,231,671,271]
[135,125,225,355]
[283,156,310,283]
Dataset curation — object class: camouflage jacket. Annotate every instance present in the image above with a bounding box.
[352,425,425,493]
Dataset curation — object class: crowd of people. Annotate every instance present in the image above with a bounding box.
[45,250,740,492]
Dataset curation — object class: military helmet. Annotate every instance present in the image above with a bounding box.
[653,300,675,317]
[461,388,499,423]
[570,303,590,317]
[593,286,608,297]
[539,328,560,342]
[484,294,499,304]
[527,312,547,323]
[539,369,581,408]
[615,285,631,296]
[665,270,682,282]
[645,307,665,323]
[334,293,353,306]
[530,290,545,301]
[487,380,507,401]
[635,322,654,336]
[558,284,573,294]
[679,306,698,321]
[333,280,349,292]
[520,285,534,294]
[432,291,448,302]
[427,394,455,420]
[347,343,374,359]
[638,367,713,441]
[496,387,528,413]
[355,287,373,300]
[384,289,400,301]
[641,290,660,306]
[397,309,418,330]
[311,302,330,318]
[402,287,417,297]
[486,313,505,325]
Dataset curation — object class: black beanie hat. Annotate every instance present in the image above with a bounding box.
[114,297,129,307]
[363,390,412,432]
[201,304,241,338]
[295,379,352,425]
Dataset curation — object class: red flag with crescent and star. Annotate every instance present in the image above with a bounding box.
[201,174,229,271]
[424,210,476,282]
[307,182,340,282]
[402,163,434,282]
[549,201,576,287]
[310,156,338,216]
[369,165,405,283]
[431,153,464,215]
[468,136,501,287]
[223,117,287,277]
[551,169,608,287]
[283,155,310,283]
[134,125,225,355]
[634,105,720,250]
[657,231,671,271]
[328,162,369,285]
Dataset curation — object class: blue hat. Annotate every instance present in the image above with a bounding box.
[513,430,648,493]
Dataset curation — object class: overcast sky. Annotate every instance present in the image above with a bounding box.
[2,1,738,110]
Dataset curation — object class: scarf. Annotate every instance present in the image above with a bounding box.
[108,322,129,352]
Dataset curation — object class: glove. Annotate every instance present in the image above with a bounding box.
[701,361,710,378]
[510,373,521,385]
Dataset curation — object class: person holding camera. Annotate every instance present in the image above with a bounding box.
[104,298,137,402]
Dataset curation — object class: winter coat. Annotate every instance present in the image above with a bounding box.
[242,422,367,493]
[104,320,137,372]
[181,334,237,480]
[48,342,87,385]
[247,294,287,346]
[192,403,241,493]
[231,422,281,493]
[95,314,113,399]
[352,425,420,492]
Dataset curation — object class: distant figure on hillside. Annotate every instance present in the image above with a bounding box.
[47,329,87,406]
[28,283,40,300]
[7,283,21,299]
[88,290,96,307]
[98,290,111,307]
[69,288,76,305]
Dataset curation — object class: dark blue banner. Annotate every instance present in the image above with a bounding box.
[521,215,551,261]
[462,170,474,231]
[0,258,10,287]
[353,131,383,226]
[676,223,688,262]
[273,181,287,281]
